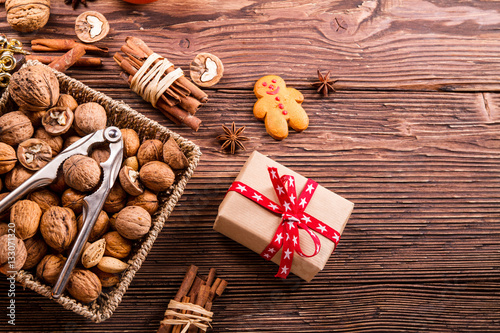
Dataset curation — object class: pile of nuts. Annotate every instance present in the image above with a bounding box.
[0,64,188,304]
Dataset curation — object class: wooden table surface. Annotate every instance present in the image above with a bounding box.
[2,0,500,332]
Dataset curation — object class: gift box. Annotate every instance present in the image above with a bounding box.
[214,151,354,282]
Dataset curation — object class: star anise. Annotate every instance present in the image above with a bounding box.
[312,70,336,97]
[217,122,248,155]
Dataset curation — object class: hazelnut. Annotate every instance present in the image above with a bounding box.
[49,170,67,193]
[190,53,224,87]
[137,139,163,166]
[0,142,17,174]
[0,223,8,236]
[103,183,127,213]
[103,231,131,259]
[11,200,42,240]
[5,165,35,191]
[77,210,109,242]
[21,110,46,128]
[63,155,101,192]
[42,107,74,136]
[36,254,66,285]
[0,234,27,274]
[17,138,52,170]
[140,161,175,192]
[163,137,188,170]
[34,128,63,156]
[28,188,60,213]
[81,239,106,269]
[75,11,110,43]
[67,268,102,303]
[22,235,48,270]
[56,94,78,111]
[8,65,59,112]
[90,145,110,164]
[127,190,159,215]
[115,206,151,240]
[91,267,120,288]
[119,165,143,196]
[120,128,140,157]
[61,188,85,215]
[0,111,34,146]
[74,102,107,136]
[5,0,50,33]
[63,136,82,150]
[40,206,77,252]
[122,156,139,171]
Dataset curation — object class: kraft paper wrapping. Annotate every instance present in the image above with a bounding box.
[214,151,354,282]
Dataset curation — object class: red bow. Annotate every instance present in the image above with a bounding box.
[228,167,341,279]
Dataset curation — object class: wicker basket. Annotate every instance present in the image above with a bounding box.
[0,61,201,323]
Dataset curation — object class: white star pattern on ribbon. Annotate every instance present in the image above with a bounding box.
[281,265,289,275]
[284,248,292,259]
[332,234,340,242]
[316,244,320,252]
[283,202,291,211]
[252,193,263,202]
[299,198,307,208]
[305,184,315,194]
[287,222,295,229]
[268,202,279,210]
[268,248,275,254]
[289,194,296,203]
[317,225,327,234]
[275,233,283,244]
[276,185,284,195]
[288,178,294,187]
[270,169,277,179]
[292,235,298,245]
[236,184,247,192]
[263,253,271,258]
[301,216,311,224]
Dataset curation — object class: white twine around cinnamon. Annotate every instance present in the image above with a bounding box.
[160,300,213,333]
[130,53,184,108]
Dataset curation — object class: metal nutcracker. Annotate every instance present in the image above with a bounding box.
[0,127,124,298]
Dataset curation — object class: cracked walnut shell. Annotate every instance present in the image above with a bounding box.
[6,0,50,33]
[17,138,52,171]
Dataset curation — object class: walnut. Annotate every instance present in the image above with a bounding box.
[103,183,127,213]
[114,206,151,240]
[119,165,143,196]
[36,254,65,285]
[56,94,78,111]
[120,129,140,158]
[8,65,59,111]
[190,53,224,87]
[137,139,163,166]
[22,235,48,270]
[63,136,82,150]
[0,234,27,274]
[34,128,63,157]
[81,239,106,269]
[108,212,118,230]
[66,268,102,303]
[61,188,85,215]
[63,155,101,192]
[5,165,35,191]
[11,200,42,240]
[126,189,159,215]
[75,11,110,43]
[28,188,60,213]
[90,145,110,164]
[140,161,175,192]
[97,256,128,274]
[21,110,46,128]
[0,142,17,174]
[91,267,120,287]
[17,138,52,170]
[49,170,67,193]
[163,137,188,170]
[0,111,34,146]
[42,107,74,136]
[5,0,50,33]
[122,156,139,171]
[103,231,131,259]
[0,223,8,236]
[77,210,109,242]
[40,206,77,252]
[74,102,107,136]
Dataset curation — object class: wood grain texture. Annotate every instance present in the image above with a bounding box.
[2,0,500,332]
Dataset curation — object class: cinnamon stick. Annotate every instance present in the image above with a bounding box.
[205,268,217,288]
[48,45,86,72]
[187,285,210,333]
[175,265,198,302]
[27,55,102,67]
[31,39,108,56]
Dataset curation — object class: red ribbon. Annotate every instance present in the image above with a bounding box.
[228,167,341,279]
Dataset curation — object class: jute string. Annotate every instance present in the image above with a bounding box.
[130,53,184,108]
[161,300,213,333]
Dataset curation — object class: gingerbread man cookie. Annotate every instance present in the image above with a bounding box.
[253,75,308,140]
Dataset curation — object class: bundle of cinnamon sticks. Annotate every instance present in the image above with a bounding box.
[114,37,206,131]
[158,265,227,333]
